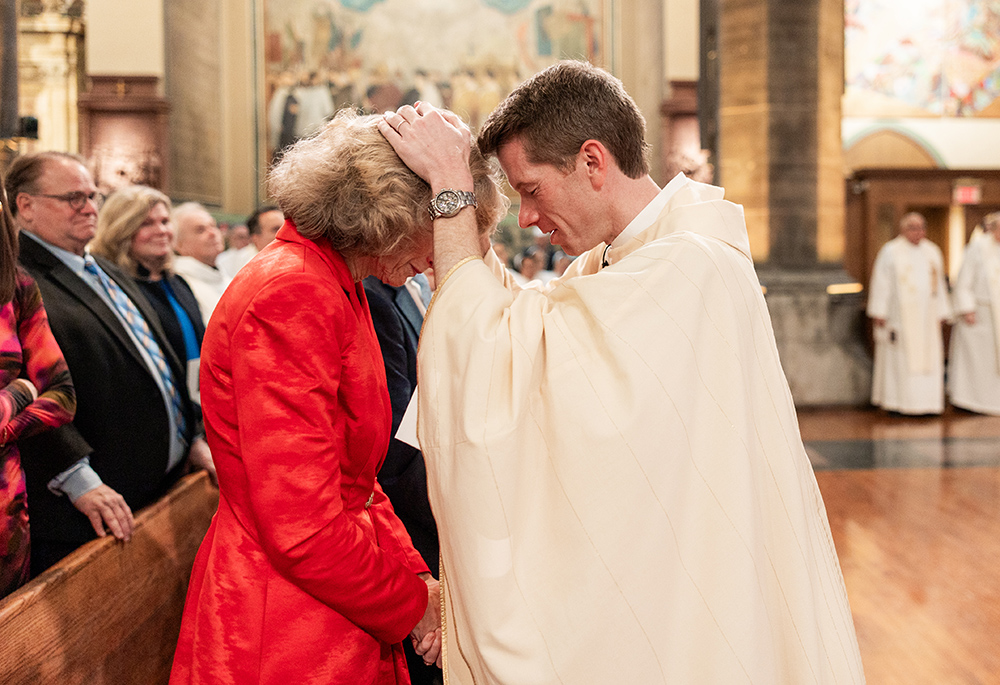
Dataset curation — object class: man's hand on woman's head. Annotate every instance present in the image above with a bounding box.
[377,104,475,192]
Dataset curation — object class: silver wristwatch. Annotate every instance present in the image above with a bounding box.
[428,189,477,220]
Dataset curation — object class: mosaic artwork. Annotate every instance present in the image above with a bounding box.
[261,0,607,161]
[845,0,1000,117]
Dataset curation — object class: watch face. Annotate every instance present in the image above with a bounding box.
[435,190,461,216]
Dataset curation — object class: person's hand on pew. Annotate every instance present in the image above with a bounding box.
[73,484,135,541]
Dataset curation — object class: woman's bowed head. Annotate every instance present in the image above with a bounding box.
[268,108,508,286]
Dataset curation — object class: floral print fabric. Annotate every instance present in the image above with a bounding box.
[1,268,75,597]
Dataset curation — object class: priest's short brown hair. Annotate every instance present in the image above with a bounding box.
[478,60,650,179]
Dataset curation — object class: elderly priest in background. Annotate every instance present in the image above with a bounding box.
[379,60,865,684]
[867,211,952,415]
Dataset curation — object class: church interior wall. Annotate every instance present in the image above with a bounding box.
[86,0,163,78]
[5,0,1000,407]
[842,0,1000,283]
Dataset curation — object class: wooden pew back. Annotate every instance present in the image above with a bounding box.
[0,472,218,685]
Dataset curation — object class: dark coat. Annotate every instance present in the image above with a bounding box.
[363,276,439,577]
[18,236,199,551]
[134,266,206,391]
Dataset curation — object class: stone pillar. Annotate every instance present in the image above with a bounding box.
[617,0,665,184]
[16,6,84,154]
[1,0,18,141]
[717,0,870,405]
[164,0,223,205]
[163,0,257,212]
[698,0,719,183]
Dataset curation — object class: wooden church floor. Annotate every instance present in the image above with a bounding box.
[800,406,1000,684]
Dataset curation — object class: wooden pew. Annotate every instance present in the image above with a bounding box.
[0,472,218,685]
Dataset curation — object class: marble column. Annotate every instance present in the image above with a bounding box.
[716,0,870,405]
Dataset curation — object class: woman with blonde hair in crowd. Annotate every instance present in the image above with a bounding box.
[0,177,76,598]
[90,186,205,403]
[169,108,506,684]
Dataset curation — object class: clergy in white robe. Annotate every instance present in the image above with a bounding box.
[948,212,1000,414]
[172,202,230,322]
[380,61,864,685]
[867,213,951,414]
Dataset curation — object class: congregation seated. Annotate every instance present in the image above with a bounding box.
[7,152,214,576]
[171,201,229,323]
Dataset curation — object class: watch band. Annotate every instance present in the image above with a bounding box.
[429,189,477,220]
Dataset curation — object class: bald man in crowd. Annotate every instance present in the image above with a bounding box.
[172,202,229,322]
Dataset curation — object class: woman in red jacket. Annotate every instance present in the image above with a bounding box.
[170,109,505,684]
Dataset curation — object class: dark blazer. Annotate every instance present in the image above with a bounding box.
[18,236,199,550]
[363,277,439,577]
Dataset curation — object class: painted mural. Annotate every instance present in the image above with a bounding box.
[262,0,606,161]
[844,0,1000,117]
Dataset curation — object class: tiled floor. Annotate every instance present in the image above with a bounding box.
[800,406,1000,469]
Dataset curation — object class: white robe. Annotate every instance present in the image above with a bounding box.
[866,236,951,414]
[948,235,1000,414]
[215,244,257,281]
[418,178,865,685]
[172,255,230,325]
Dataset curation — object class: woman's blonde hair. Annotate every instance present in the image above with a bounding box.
[267,109,508,259]
[91,185,173,276]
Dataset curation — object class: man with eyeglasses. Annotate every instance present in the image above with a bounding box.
[7,151,212,575]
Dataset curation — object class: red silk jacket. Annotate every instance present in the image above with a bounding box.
[171,223,429,684]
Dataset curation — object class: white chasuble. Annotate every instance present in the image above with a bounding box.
[948,235,1000,414]
[418,177,865,684]
[867,236,951,414]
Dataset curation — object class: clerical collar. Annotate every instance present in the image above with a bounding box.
[610,172,688,249]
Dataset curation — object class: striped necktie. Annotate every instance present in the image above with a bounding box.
[83,256,186,439]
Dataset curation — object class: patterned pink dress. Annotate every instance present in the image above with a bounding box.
[1,268,75,598]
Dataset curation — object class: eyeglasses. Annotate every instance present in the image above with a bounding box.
[29,191,104,211]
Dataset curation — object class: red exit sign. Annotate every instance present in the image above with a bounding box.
[953,183,982,205]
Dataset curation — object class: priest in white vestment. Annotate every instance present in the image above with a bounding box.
[380,61,865,685]
[949,212,1000,414]
[172,202,230,323]
[867,212,951,414]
